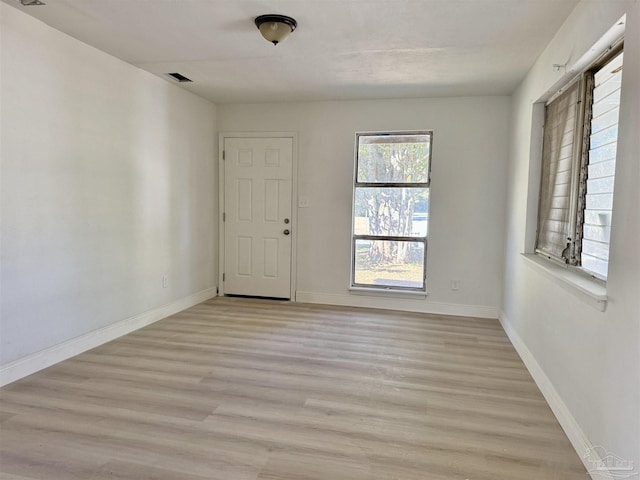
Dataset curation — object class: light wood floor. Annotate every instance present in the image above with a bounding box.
[0,297,586,479]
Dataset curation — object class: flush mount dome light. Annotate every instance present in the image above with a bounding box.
[255,14,297,45]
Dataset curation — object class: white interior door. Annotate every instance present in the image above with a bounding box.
[223,137,293,299]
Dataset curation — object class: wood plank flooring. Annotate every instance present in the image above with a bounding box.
[0,297,587,479]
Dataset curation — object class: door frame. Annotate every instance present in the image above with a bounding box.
[218,132,299,300]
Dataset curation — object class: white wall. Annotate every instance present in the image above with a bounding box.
[502,0,639,471]
[0,5,218,367]
[219,96,510,318]
[2,0,636,469]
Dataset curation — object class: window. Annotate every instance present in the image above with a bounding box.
[351,132,432,292]
[536,46,623,280]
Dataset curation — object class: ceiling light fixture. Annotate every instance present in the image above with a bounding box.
[255,14,297,46]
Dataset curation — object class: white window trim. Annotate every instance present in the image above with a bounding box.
[349,286,428,299]
[535,43,623,277]
[349,130,432,295]
[523,18,625,311]
[521,254,607,311]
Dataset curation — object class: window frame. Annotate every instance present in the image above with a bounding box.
[535,42,623,282]
[350,130,433,293]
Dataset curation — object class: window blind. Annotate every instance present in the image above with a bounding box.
[536,81,581,261]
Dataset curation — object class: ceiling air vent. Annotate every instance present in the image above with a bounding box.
[166,73,193,83]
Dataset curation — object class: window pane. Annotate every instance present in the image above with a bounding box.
[584,210,612,227]
[354,187,428,237]
[581,51,623,279]
[582,239,610,261]
[589,142,617,164]
[357,133,431,183]
[583,224,610,243]
[354,240,425,289]
[585,193,613,210]
[590,124,618,149]
[588,159,615,178]
[581,253,609,279]
[591,106,619,135]
[586,176,615,194]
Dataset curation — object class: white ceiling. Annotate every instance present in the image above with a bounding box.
[5,0,580,104]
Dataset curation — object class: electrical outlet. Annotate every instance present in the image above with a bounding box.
[451,279,460,291]
[162,274,168,288]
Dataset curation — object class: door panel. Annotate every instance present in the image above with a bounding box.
[224,137,293,298]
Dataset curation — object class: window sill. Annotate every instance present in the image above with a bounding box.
[521,254,607,311]
[349,286,427,299]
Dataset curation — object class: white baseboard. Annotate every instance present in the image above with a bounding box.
[499,311,613,480]
[295,291,499,319]
[0,287,217,387]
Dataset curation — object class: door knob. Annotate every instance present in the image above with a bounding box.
[284,218,290,224]
[283,229,290,235]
